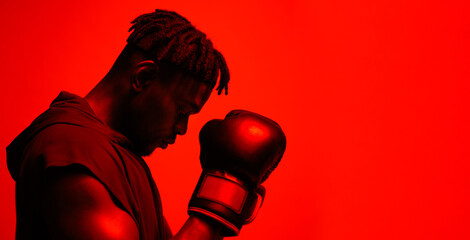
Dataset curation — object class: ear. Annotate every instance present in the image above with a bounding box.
[131,60,158,92]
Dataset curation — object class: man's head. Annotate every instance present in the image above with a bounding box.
[87,9,230,156]
[126,9,229,94]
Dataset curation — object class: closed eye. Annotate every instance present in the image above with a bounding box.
[179,103,199,116]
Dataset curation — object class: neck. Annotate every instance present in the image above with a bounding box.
[85,77,123,128]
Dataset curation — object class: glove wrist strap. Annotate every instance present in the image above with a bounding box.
[196,172,248,213]
[188,170,260,236]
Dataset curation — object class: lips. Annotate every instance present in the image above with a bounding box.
[157,135,177,150]
[162,136,176,145]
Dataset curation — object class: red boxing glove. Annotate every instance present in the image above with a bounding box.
[188,110,286,236]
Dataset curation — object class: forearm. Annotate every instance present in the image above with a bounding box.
[170,215,223,240]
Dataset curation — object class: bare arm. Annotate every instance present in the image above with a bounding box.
[41,167,223,240]
[42,167,140,240]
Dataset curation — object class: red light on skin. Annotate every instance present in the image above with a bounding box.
[97,214,131,239]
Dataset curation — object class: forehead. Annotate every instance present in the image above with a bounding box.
[170,73,213,112]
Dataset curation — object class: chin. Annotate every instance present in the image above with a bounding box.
[140,151,153,157]
[134,145,156,157]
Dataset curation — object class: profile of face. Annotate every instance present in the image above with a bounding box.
[121,61,213,156]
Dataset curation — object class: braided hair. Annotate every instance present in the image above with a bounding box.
[127,9,229,95]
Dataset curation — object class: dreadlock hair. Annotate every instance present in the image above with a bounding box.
[127,9,229,95]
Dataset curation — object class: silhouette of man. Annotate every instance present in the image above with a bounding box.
[7,9,230,240]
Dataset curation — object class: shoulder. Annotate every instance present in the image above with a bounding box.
[21,124,131,200]
[42,166,139,240]
[20,123,141,231]
[25,124,119,168]
[30,123,112,153]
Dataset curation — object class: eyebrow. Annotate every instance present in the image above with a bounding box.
[183,100,202,114]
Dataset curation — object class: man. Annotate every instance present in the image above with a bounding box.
[6,9,285,240]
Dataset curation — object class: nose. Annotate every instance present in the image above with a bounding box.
[175,115,189,135]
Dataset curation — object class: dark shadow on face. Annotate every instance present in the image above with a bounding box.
[119,64,213,157]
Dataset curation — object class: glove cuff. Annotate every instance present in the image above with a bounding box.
[188,207,241,235]
[188,170,260,236]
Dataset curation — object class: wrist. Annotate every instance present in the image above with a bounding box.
[174,215,223,240]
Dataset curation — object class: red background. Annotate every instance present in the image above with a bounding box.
[1,0,469,239]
